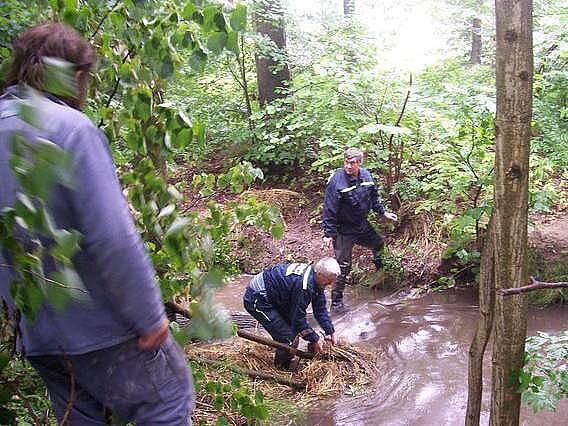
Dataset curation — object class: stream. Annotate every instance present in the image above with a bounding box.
[216,277,568,425]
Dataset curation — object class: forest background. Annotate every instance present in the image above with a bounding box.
[0,0,566,424]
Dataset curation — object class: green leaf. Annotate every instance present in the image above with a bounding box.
[230,4,247,31]
[0,352,9,371]
[188,48,207,72]
[271,221,284,239]
[202,5,223,32]
[226,30,239,55]
[160,56,174,79]
[193,120,206,145]
[65,0,77,11]
[45,278,72,310]
[216,417,229,426]
[52,229,82,260]
[182,3,196,20]
[175,128,192,149]
[206,32,228,54]
[42,57,77,98]
[0,407,16,425]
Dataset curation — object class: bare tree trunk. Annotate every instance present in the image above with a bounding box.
[490,1,533,424]
[253,0,291,106]
[344,0,355,17]
[470,17,482,64]
[466,220,495,425]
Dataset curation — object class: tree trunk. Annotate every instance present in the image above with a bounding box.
[466,220,495,425]
[470,17,482,64]
[343,0,355,17]
[253,0,291,106]
[490,1,533,424]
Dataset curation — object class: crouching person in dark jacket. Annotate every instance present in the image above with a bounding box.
[243,257,341,370]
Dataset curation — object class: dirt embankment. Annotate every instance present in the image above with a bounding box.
[177,170,568,288]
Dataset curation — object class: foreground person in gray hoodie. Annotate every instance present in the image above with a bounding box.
[0,23,194,425]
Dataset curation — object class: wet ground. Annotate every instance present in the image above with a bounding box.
[217,277,568,425]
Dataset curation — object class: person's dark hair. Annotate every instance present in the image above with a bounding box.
[5,22,96,109]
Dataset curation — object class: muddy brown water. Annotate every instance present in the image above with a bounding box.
[216,276,568,425]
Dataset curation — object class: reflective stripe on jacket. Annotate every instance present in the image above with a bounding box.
[261,263,334,342]
[323,167,385,237]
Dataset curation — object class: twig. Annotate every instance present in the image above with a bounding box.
[189,355,306,390]
[0,264,87,293]
[498,277,568,296]
[90,0,121,40]
[5,379,43,424]
[60,353,76,426]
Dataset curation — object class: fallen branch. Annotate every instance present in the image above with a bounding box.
[165,300,192,319]
[498,276,568,296]
[189,356,306,390]
[236,329,349,361]
[237,329,314,359]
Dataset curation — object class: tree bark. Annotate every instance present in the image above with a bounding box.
[343,0,355,17]
[470,17,482,64]
[253,0,291,106]
[466,221,495,425]
[490,1,533,424]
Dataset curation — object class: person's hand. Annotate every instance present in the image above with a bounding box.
[325,333,341,346]
[137,318,169,350]
[311,339,324,354]
[323,237,333,250]
[384,211,398,222]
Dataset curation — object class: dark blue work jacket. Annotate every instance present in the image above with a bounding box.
[323,167,385,237]
[263,263,334,342]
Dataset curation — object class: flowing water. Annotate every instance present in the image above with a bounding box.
[216,277,568,425]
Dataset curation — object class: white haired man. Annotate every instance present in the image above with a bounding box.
[323,147,398,311]
[243,257,341,370]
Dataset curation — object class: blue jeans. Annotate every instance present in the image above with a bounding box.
[28,333,194,425]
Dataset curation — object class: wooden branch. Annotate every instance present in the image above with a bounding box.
[498,277,568,296]
[189,356,306,390]
[60,353,76,426]
[165,300,192,319]
[5,379,43,424]
[90,0,121,40]
[236,329,349,361]
[237,329,314,359]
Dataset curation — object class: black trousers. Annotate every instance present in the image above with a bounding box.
[243,288,297,367]
[332,223,384,304]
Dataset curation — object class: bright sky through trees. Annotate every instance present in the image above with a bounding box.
[287,0,455,71]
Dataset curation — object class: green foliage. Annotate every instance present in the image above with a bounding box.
[191,361,269,423]
[0,344,53,425]
[527,250,568,305]
[520,331,568,412]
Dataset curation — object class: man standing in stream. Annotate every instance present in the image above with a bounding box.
[323,147,398,312]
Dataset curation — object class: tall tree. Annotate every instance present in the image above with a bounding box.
[253,0,291,106]
[490,0,532,421]
[344,0,355,17]
[470,17,482,64]
[466,0,533,424]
